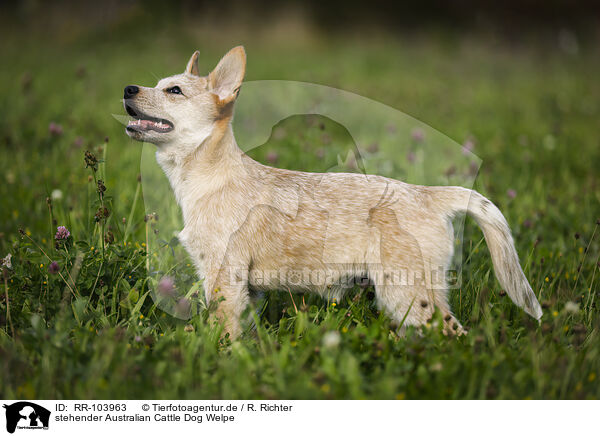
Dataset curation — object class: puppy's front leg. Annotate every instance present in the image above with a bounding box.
[205,263,250,340]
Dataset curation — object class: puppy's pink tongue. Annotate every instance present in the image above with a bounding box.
[129,119,152,130]
[139,119,156,130]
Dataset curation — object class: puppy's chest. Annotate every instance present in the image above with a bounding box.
[178,192,254,259]
[178,216,234,256]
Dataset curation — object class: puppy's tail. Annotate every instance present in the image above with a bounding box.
[433,186,542,320]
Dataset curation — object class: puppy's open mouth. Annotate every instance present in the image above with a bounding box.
[125,104,174,133]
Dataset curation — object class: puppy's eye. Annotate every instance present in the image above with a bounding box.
[166,86,183,95]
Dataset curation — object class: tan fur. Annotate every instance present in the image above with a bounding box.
[124,46,542,339]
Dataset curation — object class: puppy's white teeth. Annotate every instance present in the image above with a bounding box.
[127,115,170,132]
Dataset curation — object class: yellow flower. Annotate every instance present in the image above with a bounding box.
[39,263,44,268]
[578,247,583,254]
[565,272,570,279]
[395,393,406,400]
[588,373,596,382]
[16,382,35,399]
[41,238,46,243]
[321,384,330,393]
[552,311,559,317]
[341,327,348,333]
[141,242,146,247]
[545,277,549,282]
[563,325,569,332]
[139,314,144,320]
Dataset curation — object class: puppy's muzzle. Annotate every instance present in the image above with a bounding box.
[124,85,139,99]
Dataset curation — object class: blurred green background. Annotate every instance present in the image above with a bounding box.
[0,1,599,399]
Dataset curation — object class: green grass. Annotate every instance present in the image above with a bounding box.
[1,16,599,399]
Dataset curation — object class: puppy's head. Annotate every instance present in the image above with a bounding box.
[123,46,246,151]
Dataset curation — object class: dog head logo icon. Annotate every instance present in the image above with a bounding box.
[3,402,50,433]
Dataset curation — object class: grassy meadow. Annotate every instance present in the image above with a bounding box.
[0,14,599,399]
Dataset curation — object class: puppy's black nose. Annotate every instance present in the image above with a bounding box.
[124,85,139,99]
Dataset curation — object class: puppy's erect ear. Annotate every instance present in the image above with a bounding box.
[185,50,200,76]
[208,46,246,102]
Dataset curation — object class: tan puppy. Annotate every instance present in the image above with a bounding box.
[123,46,542,338]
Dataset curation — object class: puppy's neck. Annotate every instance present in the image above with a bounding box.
[156,119,247,217]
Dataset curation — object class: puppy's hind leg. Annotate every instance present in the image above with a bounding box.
[366,207,436,332]
[372,278,465,336]
[368,262,434,332]
[435,289,466,336]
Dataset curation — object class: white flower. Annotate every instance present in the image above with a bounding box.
[51,189,63,201]
[430,362,443,372]
[1,253,12,269]
[564,301,579,314]
[322,331,341,349]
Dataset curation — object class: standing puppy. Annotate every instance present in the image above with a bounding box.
[123,46,542,338]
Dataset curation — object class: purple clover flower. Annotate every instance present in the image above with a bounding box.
[462,139,475,155]
[266,151,279,164]
[176,298,191,318]
[157,276,176,298]
[411,128,425,143]
[49,261,60,274]
[49,122,63,136]
[55,226,70,240]
[73,136,84,148]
